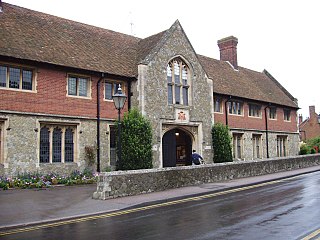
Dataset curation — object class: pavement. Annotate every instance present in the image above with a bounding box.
[1,165,320,230]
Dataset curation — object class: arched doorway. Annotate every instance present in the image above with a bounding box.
[162,128,192,167]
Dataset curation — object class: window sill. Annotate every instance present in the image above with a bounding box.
[67,95,92,100]
[0,87,37,93]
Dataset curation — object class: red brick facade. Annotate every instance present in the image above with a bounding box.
[214,97,298,133]
[0,62,128,120]
[299,106,320,141]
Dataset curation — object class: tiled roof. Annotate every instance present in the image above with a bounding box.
[198,55,298,108]
[0,2,298,108]
[0,3,140,77]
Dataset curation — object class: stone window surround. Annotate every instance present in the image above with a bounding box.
[38,121,80,166]
[283,109,291,122]
[269,106,277,120]
[104,80,126,102]
[276,135,288,157]
[232,132,243,159]
[228,101,244,116]
[0,62,37,93]
[66,73,92,99]
[167,58,190,106]
[213,97,223,113]
[252,133,262,159]
[248,103,262,118]
[0,118,9,167]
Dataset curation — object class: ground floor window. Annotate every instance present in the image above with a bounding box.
[252,134,262,159]
[232,133,243,159]
[39,125,76,163]
[109,125,117,167]
[277,135,287,157]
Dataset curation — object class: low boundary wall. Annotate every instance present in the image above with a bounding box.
[93,154,320,200]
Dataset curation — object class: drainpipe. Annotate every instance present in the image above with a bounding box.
[264,104,270,158]
[96,73,105,173]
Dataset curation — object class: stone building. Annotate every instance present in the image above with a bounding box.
[299,106,320,141]
[0,3,299,176]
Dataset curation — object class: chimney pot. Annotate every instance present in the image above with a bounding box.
[218,36,238,69]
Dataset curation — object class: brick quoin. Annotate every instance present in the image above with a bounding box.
[0,65,128,120]
[214,98,297,133]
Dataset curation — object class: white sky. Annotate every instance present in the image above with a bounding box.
[4,0,319,118]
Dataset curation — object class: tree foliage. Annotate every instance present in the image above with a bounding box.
[300,136,320,154]
[212,123,233,163]
[116,108,153,170]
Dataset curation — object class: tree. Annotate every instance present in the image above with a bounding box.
[116,108,153,170]
[212,123,233,163]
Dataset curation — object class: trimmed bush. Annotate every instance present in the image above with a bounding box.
[116,108,153,170]
[299,143,310,155]
[212,123,233,163]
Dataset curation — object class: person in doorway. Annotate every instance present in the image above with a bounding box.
[191,150,203,165]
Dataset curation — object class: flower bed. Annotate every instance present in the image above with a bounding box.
[0,170,97,190]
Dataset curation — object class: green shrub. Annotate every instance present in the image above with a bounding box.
[212,123,233,163]
[306,137,320,153]
[299,144,310,155]
[116,108,153,170]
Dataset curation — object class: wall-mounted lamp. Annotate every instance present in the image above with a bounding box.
[175,132,179,136]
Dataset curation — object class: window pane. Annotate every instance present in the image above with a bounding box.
[0,66,7,87]
[183,87,188,106]
[9,68,20,89]
[105,82,112,100]
[167,64,172,82]
[174,62,180,84]
[40,127,50,163]
[113,83,120,94]
[52,128,62,162]
[68,77,77,95]
[175,85,180,104]
[110,126,117,166]
[22,70,33,90]
[65,128,74,162]
[168,85,173,104]
[78,78,88,97]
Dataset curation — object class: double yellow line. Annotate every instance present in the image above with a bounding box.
[0,175,302,237]
[301,229,320,240]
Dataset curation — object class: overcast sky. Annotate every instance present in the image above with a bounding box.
[5,0,319,118]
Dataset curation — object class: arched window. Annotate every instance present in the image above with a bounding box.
[167,58,190,105]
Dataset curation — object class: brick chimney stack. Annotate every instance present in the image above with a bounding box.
[309,105,316,118]
[218,36,238,69]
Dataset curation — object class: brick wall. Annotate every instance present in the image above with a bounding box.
[0,64,128,120]
[214,97,298,133]
[299,106,320,140]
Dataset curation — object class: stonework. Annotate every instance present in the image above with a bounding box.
[93,154,320,199]
[132,22,213,168]
[0,112,113,177]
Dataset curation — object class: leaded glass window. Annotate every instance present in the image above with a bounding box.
[65,128,74,162]
[0,64,34,90]
[52,127,62,162]
[9,68,20,89]
[68,75,89,97]
[105,81,123,100]
[40,127,50,163]
[167,58,190,105]
[0,66,7,87]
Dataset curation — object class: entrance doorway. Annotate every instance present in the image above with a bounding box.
[162,128,192,167]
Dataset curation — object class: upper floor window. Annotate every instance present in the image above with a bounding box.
[249,104,261,117]
[167,58,190,106]
[68,75,90,97]
[269,107,277,119]
[0,64,34,91]
[214,97,222,113]
[228,101,243,115]
[284,109,291,121]
[105,81,122,100]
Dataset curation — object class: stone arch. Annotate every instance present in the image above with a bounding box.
[162,127,194,167]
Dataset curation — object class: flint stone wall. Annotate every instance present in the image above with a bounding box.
[93,154,320,200]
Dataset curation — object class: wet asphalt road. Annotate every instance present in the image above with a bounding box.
[1,171,319,240]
